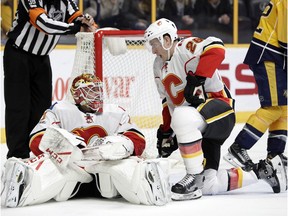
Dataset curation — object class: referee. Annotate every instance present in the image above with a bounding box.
[3,0,97,159]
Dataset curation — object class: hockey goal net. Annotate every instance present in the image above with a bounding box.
[69,29,192,158]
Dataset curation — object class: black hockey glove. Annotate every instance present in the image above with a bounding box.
[157,125,178,158]
[184,72,206,107]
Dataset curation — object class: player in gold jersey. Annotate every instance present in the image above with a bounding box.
[224,0,287,172]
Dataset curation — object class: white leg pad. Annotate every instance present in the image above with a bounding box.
[1,155,92,207]
[95,172,119,198]
[85,157,171,205]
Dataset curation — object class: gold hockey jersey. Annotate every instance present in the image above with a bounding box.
[244,0,287,68]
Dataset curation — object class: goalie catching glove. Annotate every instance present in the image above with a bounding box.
[82,135,134,161]
[184,72,206,107]
[157,125,178,158]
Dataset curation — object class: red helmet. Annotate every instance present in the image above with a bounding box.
[70,73,103,113]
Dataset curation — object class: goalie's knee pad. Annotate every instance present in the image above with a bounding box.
[171,106,207,143]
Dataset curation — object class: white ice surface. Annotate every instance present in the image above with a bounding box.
[1,124,287,216]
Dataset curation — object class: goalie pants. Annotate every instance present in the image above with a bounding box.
[198,99,236,171]
[3,39,52,159]
[71,174,103,199]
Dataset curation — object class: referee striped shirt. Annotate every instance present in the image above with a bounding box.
[7,0,83,56]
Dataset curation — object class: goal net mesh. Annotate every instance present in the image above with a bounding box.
[69,31,163,158]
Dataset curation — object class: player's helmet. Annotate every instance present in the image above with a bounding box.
[144,18,178,51]
[70,73,103,113]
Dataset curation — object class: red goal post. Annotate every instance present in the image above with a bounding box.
[71,29,192,158]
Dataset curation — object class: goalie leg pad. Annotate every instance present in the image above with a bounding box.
[111,160,170,205]
[138,160,171,205]
[1,155,65,207]
[54,162,93,201]
[93,172,119,198]
[1,155,93,207]
[85,158,171,205]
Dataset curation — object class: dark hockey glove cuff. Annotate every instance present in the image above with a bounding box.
[157,125,178,158]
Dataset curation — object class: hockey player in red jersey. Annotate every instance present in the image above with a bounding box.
[1,73,170,207]
[144,18,287,201]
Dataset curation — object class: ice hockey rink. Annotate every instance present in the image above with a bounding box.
[1,124,287,216]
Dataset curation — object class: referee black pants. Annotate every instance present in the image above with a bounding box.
[3,40,52,158]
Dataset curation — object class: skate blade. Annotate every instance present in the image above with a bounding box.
[171,189,202,201]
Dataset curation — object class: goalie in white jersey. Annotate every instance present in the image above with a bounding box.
[144,18,287,201]
[1,73,170,207]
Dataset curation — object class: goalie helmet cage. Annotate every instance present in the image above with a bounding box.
[71,29,192,158]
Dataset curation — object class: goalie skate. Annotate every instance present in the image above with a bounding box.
[144,162,170,206]
[1,162,26,207]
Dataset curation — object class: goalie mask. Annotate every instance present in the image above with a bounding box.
[71,73,103,113]
[144,18,178,52]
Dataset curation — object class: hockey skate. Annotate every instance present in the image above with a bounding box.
[223,143,254,171]
[171,173,204,201]
[257,155,287,193]
[267,153,287,167]
[144,161,171,205]
[1,161,27,207]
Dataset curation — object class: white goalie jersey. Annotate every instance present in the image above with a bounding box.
[29,101,145,156]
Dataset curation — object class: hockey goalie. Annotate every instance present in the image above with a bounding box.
[1,73,170,207]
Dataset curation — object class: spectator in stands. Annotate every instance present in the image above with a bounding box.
[192,0,232,43]
[247,0,270,29]
[118,0,151,30]
[84,0,151,30]
[157,0,195,30]
[84,0,125,28]
[1,0,13,43]
[193,0,232,29]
